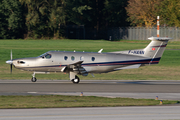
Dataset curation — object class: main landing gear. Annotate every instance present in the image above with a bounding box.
[71,75,80,84]
[31,72,37,82]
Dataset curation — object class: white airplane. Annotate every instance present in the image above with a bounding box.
[6,37,172,83]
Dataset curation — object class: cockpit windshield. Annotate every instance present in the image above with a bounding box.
[39,53,47,57]
[39,53,52,59]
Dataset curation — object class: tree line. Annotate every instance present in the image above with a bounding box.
[0,0,179,39]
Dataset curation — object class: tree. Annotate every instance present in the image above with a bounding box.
[65,0,92,25]
[19,0,66,38]
[19,0,49,38]
[0,0,24,39]
[48,0,66,38]
[103,0,129,27]
[159,0,180,27]
[126,0,162,27]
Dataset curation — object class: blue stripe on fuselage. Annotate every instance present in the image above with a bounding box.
[82,57,160,66]
[22,58,161,68]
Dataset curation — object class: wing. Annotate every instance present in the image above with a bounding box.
[61,61,88,76]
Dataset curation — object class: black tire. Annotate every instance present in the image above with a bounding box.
[31,77,37,82]
[72,75,80,84]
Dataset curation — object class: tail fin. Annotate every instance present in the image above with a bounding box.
[144,37,171,58]
[144,37,172,64]
[111,37,172,64]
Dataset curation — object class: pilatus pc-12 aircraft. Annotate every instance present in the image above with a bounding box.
[6,37,171,84]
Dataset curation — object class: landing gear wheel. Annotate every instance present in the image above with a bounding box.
[31,77,37,82]
[72,75,80,84]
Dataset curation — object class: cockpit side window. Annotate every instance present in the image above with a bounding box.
[39,53,52,59]
[45,54,51,59]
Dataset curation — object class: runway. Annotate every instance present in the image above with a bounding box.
[0,80,180,100]
[1,106,180,120]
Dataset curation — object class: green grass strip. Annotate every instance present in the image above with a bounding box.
[0,95,178,109]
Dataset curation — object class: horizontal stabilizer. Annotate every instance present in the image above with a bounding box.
[148,37,172,41]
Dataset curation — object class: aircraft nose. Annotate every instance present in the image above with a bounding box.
[6,60,13,64]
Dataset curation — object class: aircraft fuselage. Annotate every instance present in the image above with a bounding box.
[12,51,154,73]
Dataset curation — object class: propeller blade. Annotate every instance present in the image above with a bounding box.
[6,50,14,74]
[11,50,12,60]
[10,50,13,74]
[10,64,12,74]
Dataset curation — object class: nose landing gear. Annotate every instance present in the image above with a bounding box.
[31,77,37,82]
[31,72,37,82]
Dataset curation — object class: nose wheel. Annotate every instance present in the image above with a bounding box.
[31,72,37,82]
[72,75,80,84]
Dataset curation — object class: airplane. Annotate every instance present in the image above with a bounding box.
[6,37,172,84]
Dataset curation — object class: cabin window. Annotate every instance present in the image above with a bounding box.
[64,56,68,60]
[45,54,51,59]
[92,57,95,61]
[71,56,75,61]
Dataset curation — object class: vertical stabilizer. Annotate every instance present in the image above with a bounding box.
[110,37,172,64]
[144,37,172,64]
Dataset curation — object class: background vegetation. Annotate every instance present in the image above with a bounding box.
[0,0,179,39]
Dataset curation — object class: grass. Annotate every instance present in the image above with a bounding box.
[0,95,178,109]
[0,39,180,80]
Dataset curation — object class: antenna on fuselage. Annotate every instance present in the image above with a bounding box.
[98,49,103,53]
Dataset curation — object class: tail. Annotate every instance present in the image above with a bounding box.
[112,37,172,64]
[143,37,172,64]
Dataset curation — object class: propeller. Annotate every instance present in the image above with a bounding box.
[6,50,13,74]
[10,50,12,73]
